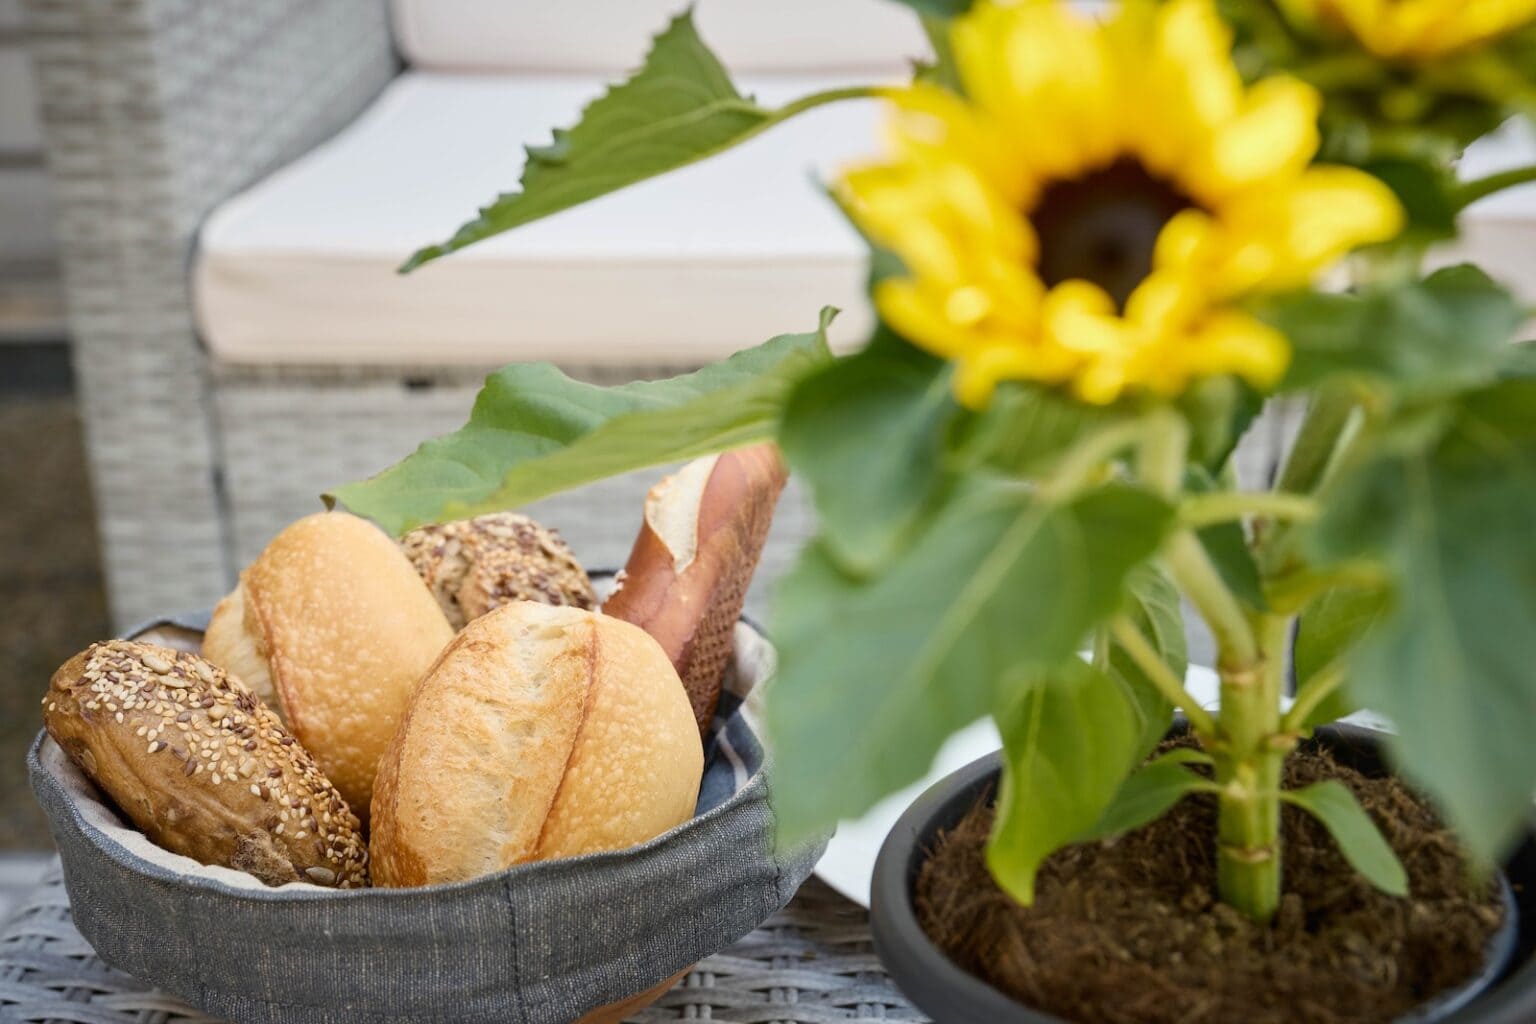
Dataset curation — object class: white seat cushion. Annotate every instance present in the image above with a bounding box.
[194,71,886,367]
[197,72,1536,371]
[392,0,928,75]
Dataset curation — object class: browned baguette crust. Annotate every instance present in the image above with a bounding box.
[602,444,787,735]
[43,640,367,888]
[400,511,596,629]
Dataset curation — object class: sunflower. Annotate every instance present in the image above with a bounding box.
[838,0,1402,407]
[1283,0,1536,61]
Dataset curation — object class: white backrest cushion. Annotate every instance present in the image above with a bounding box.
[392,0,929,74]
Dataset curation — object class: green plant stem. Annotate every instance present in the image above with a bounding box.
[1109,616,1216,736]
[919,14,963,94]
[1179,491,1321,529]
[1166,531,1259,670]
[1213,613,1290,923]
[1038,419,1150,501]
[1455,164,1536,210]
[1136,408,1188,500]
[1282,660,1346,732]
[775,85,890,119]
[1263,558,1391,616]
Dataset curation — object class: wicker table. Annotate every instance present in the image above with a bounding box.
[0,860,926,1023]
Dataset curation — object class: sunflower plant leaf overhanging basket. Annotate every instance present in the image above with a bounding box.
[331,0,1536,1019]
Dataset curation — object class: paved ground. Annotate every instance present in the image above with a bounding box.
[0,345,108,852]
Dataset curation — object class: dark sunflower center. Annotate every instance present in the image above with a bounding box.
[1030,159,1196,311]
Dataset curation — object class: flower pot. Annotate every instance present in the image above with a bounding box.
[29,609,825,1024]
[870,723,1527,1024]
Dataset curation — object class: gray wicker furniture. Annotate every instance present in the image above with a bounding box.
[0,859,927,1023]
[23,0,830,631]
[23,0,403,628]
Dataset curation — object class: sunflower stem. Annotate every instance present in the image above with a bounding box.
[1455,164,1536,210]
[1283,659,1347,732]
[1136,408,1188,500]
[1038,419,1149,501]
[918,14,964,94]
[1109,615,1216,736]
[1166,531,1259,670]
[1214,613,1291,924]
[775,85,890,119]
[1179,492,1321,528]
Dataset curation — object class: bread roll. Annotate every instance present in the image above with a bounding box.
[202,512,454,822]
[369,602,703,887]
[400,511,595,629]
[603,444,787,735]
[44,640,367,887]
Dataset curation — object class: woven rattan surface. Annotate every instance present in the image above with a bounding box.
[0,860,926,1024]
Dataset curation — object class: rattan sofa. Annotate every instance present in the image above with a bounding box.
[24,0,406,627]
[24,0,871,629]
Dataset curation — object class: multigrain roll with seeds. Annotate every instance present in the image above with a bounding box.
[43,640,367,888]
[400,512,596,629]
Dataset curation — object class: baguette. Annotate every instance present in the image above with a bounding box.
[602,444,787,735]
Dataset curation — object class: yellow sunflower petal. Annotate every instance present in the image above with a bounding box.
[841,155,1032,285]
[1193,76,1322,202]
[1042,280,1121,355]
[1291,0,1536,59]
[1124,270,1203,336]
[1182,312,1292,388]
[954,0,1120,181]
[887,84,1029,205]
[874,279,977,361]
[1228,165,1404,289]
[1125,0,1244,181]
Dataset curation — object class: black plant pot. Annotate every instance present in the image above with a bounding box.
[870,723,1531,1024]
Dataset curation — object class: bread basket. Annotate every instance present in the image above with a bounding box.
[29,604,825,1024]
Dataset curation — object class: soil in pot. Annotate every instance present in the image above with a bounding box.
[916,739,1504,1024]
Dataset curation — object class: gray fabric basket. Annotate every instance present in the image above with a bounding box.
[28,611,824,1024]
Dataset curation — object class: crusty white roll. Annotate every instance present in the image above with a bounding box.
[602,444,787,735]
[368,601,703,887]
[201,512,454,823]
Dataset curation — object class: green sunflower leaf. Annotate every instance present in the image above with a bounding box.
[1263,265,1522,397]
[1282,781,1408,896]
[401,12,878,271]
[1359,156,1459,242]
[1291,585,1386,728]
[768,479,1174,842]
[780,330,959,576]
[988,659,1148,904]
[888,0,974,19]
[1109,565,1187,759]
[952,382,1125,478]
[1310,377,1536,864]
[328,310,834,535]
[1085,747,1214,841]
[1186,466,1267,611]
